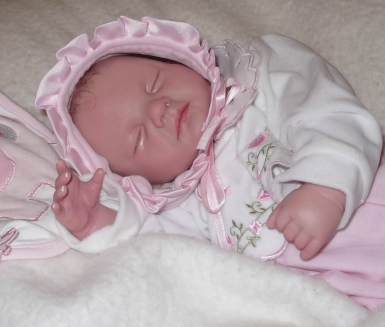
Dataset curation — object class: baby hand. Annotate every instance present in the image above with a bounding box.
[266,183,346,260]
[52,159,105,240]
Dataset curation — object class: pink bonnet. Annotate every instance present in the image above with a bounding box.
[35,16,258,213]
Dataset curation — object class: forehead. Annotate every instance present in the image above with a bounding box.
[83,56,180,93]
[71,56,166,111]
[74,56,157,101]
[87,55,207,94]
[94,55,169,76]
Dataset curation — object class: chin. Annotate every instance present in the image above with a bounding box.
[149,175,177,185]
[148,167,189,185]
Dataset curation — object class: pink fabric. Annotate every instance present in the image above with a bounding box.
[275,164,385,311]
[1,237,69,261]
[0,91,54,143]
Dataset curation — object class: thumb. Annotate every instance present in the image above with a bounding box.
[89,169,105,191]
[266,205,280,229]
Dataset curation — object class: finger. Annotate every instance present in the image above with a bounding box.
[282,221,301,243]
[274,212,293,232]
[293,232,312,250]
[300,238,323,261]
[86,169,105,197]
[90,168,105,186]
[53,185,68,202]
[55,171,72,189]
[56,159,68,174]
[266,206,279,229]
[51,201,62,216]
[51,202,70,227]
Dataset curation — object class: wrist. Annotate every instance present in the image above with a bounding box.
[301,183,346,214]
[73,204,117,240]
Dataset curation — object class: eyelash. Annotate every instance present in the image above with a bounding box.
[147,71,160,93]
[134,128,142,153]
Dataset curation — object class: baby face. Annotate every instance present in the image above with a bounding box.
[71,56,211,184]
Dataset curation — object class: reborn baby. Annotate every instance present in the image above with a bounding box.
[1,17,383,310]
[44,18,385,310]
[53,54,345,261]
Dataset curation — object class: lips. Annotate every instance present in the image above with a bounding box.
[176,103,189,139]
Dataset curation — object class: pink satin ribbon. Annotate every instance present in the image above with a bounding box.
[0,228,18,259]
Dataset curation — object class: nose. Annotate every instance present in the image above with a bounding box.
[148,96,170,127]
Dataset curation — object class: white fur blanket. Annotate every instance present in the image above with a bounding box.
[1,1,385,326]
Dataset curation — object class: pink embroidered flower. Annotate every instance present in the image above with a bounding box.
[257,189,270,200]
[256,172,262,181]
[224,186,231,194]
[226,235,233,247]
[249,221,263,236]
[248,134,267,148]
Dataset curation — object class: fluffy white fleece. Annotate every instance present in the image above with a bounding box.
[0,0,384,326]
[0,234,380,327]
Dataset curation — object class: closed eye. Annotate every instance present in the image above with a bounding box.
[146,70,160,93]
[133,127,144,154]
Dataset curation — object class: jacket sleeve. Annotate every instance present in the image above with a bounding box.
[56,174,150,254]
[247,33,383,227]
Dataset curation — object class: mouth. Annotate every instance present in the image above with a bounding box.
[176,103,189,139]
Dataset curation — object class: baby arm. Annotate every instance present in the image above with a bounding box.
[266,183,346,260]
[52,159,117,240]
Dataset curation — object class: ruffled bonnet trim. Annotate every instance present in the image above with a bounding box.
[35,16,258,213]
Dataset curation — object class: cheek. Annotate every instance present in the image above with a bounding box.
[166,146,198,179]
[169,146,198,169]
[145,143,198,184]
[74,111,123,166]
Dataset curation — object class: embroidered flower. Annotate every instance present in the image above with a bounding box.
[226,235,233,247]
[248,134,267,148]
[249,221,263,236]
[257,189,270,200]
[224,186,231,194]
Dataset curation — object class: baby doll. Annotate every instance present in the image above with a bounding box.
[2,16,383,309]
[53,53,346,261]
